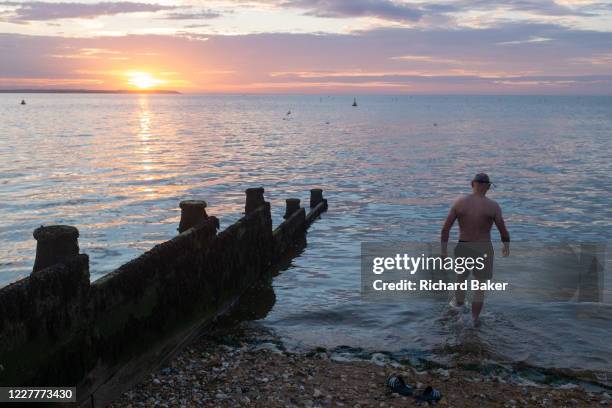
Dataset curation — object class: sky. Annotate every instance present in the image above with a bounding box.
[1,0,612,94]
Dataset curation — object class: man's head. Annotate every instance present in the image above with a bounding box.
[471,173,492,194]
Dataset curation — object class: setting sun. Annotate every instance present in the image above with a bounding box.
[126,72,163,89]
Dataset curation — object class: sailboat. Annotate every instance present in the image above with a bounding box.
[21,99,26,105]
[352,97,357,107]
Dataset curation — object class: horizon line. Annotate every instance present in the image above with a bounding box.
[2,89,611,97]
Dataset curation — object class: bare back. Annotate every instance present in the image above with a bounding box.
[454,195,498,241]
[441,193,509,244]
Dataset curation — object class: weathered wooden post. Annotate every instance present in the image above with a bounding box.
[306,188,328,227]
[310,188,323,208]
[178,200,208,233]
[284,198,301,219]
[32,225,80,273]
[245,187,265,214]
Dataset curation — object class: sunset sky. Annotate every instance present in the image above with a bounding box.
[1,0,612,93]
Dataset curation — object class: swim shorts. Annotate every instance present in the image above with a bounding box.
[454,241,494,280]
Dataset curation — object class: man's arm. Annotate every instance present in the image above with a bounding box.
[493,203,510,256]
[441,203,457,257]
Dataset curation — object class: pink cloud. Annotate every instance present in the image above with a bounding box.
[0,1,177,23]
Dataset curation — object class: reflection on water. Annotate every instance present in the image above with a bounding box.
[0,94,611,382]
[223,240,306,326]
[137,96,153,175]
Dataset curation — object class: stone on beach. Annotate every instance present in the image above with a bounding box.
[110,324,602,408]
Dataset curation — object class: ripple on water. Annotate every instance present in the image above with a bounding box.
[1,94,611,380]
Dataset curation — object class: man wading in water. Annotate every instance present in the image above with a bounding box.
[441,173,510,324]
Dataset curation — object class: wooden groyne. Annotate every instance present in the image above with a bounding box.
[0,187,328,407]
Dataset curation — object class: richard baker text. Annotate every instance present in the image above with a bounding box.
[372,279,508,291]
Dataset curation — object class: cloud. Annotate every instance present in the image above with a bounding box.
[183,24,211,29]
[390,55,465,64]
[436,0,594,17]
[1,21,612,94]
[569,52,612,65]
[48,47,129,60]
[497,36,554,45]
[280,0,423,22]
[163,10,222,20]
[264,0,599,25]
[269,70,612,84]
[0,1,177,23]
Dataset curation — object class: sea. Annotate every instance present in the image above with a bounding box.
[1,94,611,386]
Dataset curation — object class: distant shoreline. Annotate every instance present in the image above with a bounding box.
[0,89,180,94]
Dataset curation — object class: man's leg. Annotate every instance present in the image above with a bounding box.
[472,243,493,323]
[455,272,468,305]
[454,243,469,306]
[472,286,484,322]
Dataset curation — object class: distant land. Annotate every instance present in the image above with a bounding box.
[0,89,180,94]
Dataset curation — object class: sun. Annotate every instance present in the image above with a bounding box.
[126,71,164,89]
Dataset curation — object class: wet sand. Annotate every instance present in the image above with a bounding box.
[110,324,609,408]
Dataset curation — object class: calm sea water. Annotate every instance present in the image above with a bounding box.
[1,94,611,382]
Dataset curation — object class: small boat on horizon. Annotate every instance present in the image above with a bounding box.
[20,99,26,105]
[352,97,357,107]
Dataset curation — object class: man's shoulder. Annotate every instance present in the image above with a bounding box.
[484,196,501,209]
[453,194,469,206]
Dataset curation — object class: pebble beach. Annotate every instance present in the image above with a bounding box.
[110,324,609,408]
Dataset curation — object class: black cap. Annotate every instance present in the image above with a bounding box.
[472,173,491,184]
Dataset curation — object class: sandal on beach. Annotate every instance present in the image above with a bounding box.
[415,386,442,403]
[385,375,413,396]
